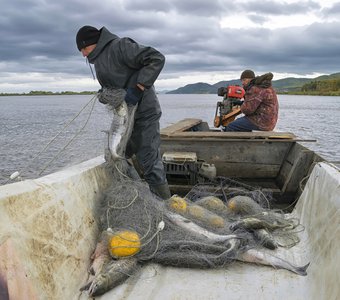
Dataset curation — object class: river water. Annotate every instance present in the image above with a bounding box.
[1,94,339,185]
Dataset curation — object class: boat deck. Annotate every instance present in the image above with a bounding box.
[160,119,322,206]
[1,156,339,300]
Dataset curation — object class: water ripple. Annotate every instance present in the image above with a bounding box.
[1,94,339,185]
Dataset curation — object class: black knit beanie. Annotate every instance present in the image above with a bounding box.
[76,26,101,51]
[240,69,255,80]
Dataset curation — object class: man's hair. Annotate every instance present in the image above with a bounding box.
[240,70,255,80]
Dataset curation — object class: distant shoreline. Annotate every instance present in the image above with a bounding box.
[2,72,340,97]
[0,91,96,96]
[1,91,340,97]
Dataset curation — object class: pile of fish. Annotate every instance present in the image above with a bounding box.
[80,88,309,297]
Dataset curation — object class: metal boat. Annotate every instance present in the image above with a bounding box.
[0,119,339,300]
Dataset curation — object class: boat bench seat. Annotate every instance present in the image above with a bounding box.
[161,118,297,141]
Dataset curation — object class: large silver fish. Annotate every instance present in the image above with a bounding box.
[87,257,138,297]
[80,231,139,296]
[80,232,111,291]
[166,211,308,276]
[237,248,309,276]
[80,89,140,296]
[166,211,239,243]
[88,231,112,275]
[99,88,138,162]
[253,228,278,250]
[230,217,295,231]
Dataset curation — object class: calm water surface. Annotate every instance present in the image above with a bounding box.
[1,94,339,185]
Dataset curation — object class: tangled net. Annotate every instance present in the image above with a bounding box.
[83,88,305,296]
[95,161,302,269]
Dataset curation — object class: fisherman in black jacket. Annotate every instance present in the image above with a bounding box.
[76,25,171,200]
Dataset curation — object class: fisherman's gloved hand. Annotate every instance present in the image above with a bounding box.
[125,86,144,106]
[97,88,108,104]
[97,87,125,109]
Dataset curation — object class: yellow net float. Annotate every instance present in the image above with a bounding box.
[208,215,225,228]
[187,204,225,229]
[187,205,205,219]
[108,230,141,258]
[198,196,227,211]
[227,196,264,215]
[227,198,237,211]
[167,195,187,213]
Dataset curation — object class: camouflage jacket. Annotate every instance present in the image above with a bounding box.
[241,73,279,131]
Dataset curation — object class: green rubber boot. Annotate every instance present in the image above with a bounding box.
[150,183,171,200]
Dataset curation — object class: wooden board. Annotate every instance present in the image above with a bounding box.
[161,118,202,136]
[161,119,300,142]
[216,163,281,178]
[165,131,298,140]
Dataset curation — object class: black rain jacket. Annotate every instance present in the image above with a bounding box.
[87,27,165,89]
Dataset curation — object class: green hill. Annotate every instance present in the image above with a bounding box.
[166,72,340,95]
[272,78,311,93]
[167,82,215,94]
[299,73,340,96]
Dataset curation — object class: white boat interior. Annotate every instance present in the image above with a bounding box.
[0,155,339,300]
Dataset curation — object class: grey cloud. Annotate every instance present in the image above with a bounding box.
[169,0,227,17]
[247,14,269,24]
[242,0,320,16]
[124,0,228,16]
[0,0,339,92]
[123,0,173,12]
[321,2,340,16]
[162,19,340,77]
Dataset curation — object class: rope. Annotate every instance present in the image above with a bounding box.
[38,95,97,176]
[4,94,97,183]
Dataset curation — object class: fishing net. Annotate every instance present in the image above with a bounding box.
[96,161,302,269]
[86,87,304,296]
[184,178,303,250]
[96,169,240,268]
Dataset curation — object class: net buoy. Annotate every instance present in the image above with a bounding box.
[108,230,141,258]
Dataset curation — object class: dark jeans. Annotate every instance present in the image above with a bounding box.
[223,116,260,132]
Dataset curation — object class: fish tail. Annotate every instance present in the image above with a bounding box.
[294,262,310,276]
[238,249,309,276]
[79,281,92,292]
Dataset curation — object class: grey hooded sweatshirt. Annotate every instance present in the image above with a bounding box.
[87,27,167,186]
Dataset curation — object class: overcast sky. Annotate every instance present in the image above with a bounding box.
[1,0,340,92]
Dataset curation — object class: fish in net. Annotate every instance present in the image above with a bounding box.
[80,88,308,297]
